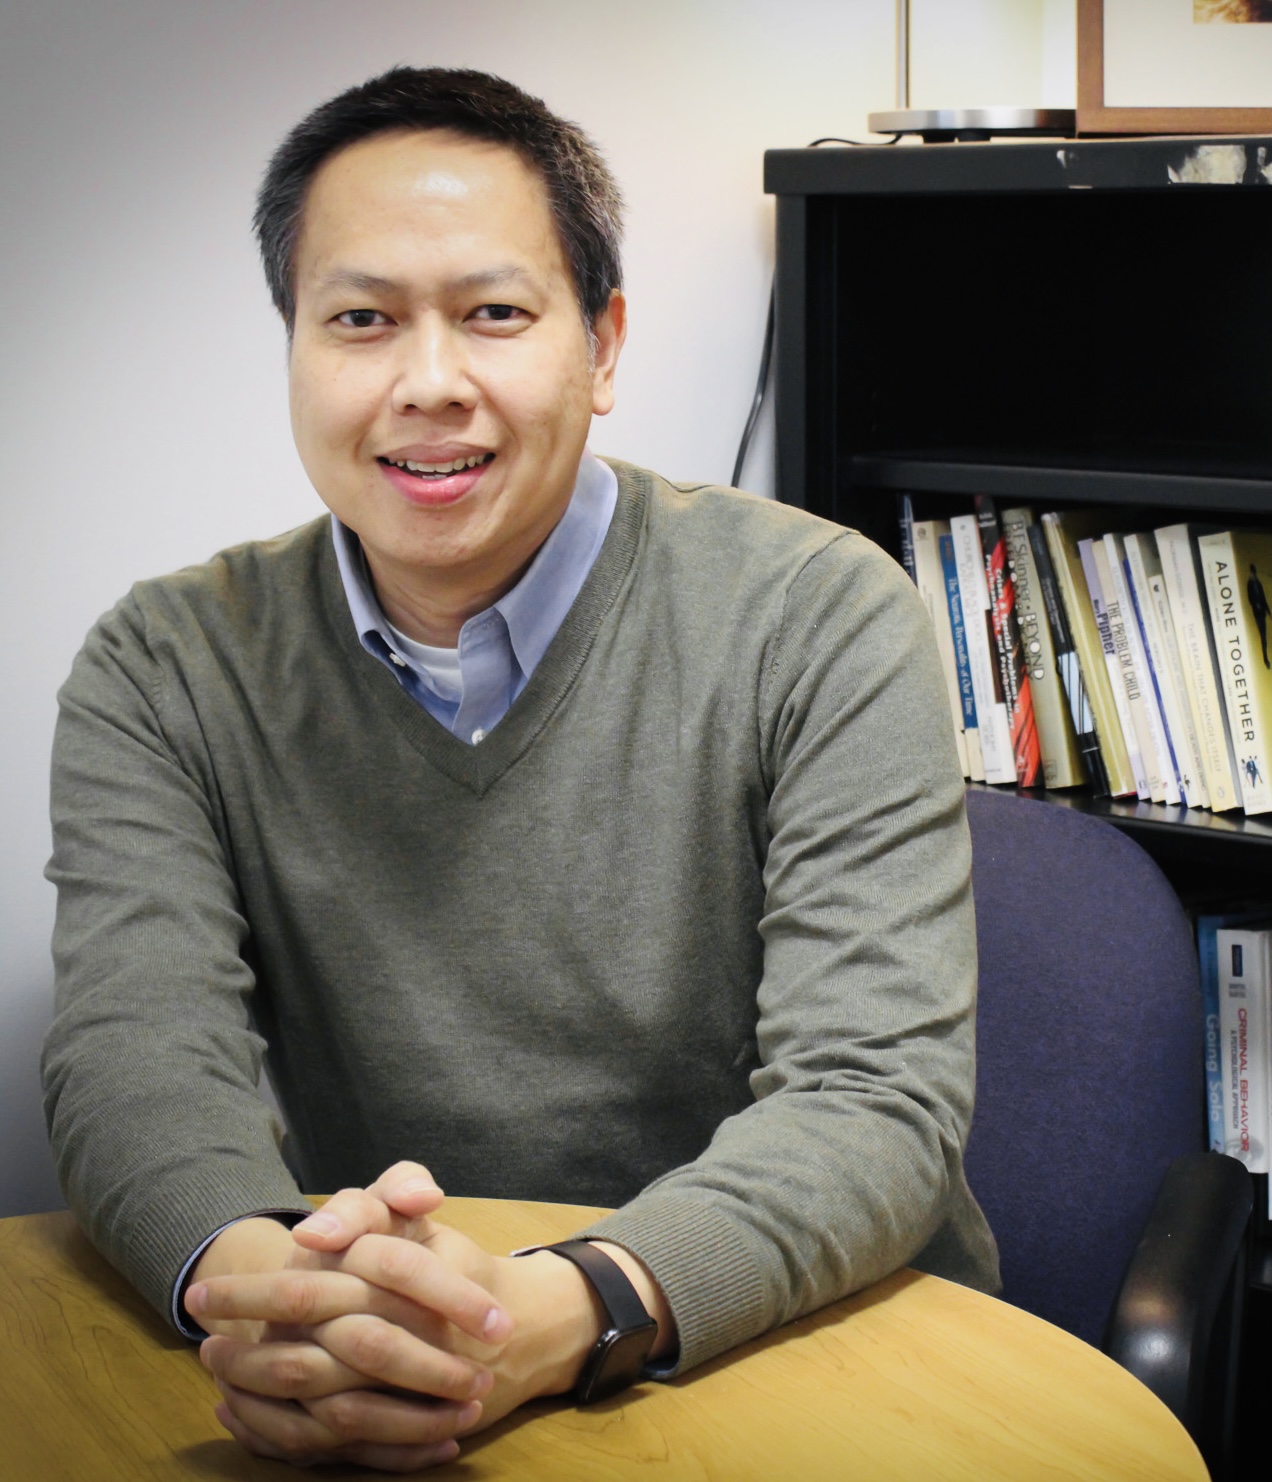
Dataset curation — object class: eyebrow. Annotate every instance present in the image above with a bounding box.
[316,265,540,297]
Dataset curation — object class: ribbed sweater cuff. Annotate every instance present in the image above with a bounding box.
[575,1194,771,1375]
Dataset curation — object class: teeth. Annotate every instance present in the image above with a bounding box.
[389,454,488,474]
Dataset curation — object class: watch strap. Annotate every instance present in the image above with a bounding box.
[536,1239,653,1332]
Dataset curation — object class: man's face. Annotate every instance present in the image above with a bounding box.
[288,128,624,621]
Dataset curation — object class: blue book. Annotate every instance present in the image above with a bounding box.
[940,531,982,780]
[1198,909,1271,1153]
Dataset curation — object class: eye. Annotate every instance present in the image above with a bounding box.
[471,304,524,323]
[334,309,390,329]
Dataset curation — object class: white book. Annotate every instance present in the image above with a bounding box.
[950,514,1015,784]
[1079,538,1148,799]
[1155,524,1240,812]
[1129,533,1209,809]
[912,520,969,779]
[1198,528,1272,816]
[1216,925,1272,1177]
[1104,533,1179,805]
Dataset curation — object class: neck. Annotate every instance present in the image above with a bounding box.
[368,557,527,646]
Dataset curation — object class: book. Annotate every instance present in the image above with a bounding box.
[1102,533,1178,805]
[1124,532,1208,809]
[1041,511,1136,798]
[975,498,1041,787]
[1199,910,1272,1155]
[1216,923,1272,1176]
[1197,528,1272,816]
[912,520,969,778]
[1155,523,1240,813]
[940,532,986,782]
[897,493,917,584]
[1080,534,1148,797]
[1002,507,1085,788]
[1028,521,1105,794]
[950,514,1016,784]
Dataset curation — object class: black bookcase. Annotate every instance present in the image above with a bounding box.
[765,134,1272,894]
[766,135,1272,1458]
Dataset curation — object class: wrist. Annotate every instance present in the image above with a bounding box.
[492,1249,605,1399]
[186,1216,298,1340]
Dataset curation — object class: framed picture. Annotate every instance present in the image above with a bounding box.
[1077,0,1272,135]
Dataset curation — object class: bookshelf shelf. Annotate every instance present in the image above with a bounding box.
[766,133,1272,881]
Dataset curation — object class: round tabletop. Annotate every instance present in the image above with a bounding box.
[0,1198,1208,1481]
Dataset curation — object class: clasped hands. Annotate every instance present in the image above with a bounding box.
[183,1162,616,1471]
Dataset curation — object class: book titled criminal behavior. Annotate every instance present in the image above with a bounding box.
[911,519,969,779]
[1216,923,1272,1180]
[1155,524,1240,813]
[1002,507,1085,788]
[974,497,1041,787]
[1199,910,1271,1154]
[950,514,1016,784]
[1198,528,1272,816]
[1041,511,1136,798]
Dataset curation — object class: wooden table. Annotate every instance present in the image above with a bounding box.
[0,1199,1208,1480]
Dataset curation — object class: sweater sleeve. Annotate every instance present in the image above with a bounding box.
[577,532,999,1372]
[41,594,312,1325]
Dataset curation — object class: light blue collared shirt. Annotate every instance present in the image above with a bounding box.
[332,452,618,744]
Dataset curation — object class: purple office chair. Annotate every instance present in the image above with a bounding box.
[962,788,1250,1479]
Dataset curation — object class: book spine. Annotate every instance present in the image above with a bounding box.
[1136,536,1210,809]
[1105,533,1178,805]
[976,497,1041,787]
[1197,918,1225,1153]
[1199,530,1272,815]
[1003,508,1084,788]
[940,532,985,782]
[1041,514,1134,796]
[897,493,917,584]
[1217,926,1271,1174]
[1155,524,1240,813]
[950,514,1016,784]
[1080,536,1148,798]
[912,520,969,779]
[1124,534,1194,805]
[1029,521,1104,794]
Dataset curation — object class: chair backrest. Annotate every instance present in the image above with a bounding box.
[962,789,1205,1349]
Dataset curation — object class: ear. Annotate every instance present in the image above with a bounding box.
[590,291,627,416]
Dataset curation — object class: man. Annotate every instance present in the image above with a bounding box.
[43,67,997,1471]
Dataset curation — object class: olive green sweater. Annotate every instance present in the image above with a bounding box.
[43,460,998,1373]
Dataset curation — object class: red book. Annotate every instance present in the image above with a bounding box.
[975,496,1042,787]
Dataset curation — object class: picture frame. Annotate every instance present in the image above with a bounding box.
[1077,0,1272,135]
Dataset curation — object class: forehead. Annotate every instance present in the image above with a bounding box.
[295,128,565,285]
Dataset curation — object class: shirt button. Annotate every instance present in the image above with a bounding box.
[471,728,487,745]
[389,653,406,668]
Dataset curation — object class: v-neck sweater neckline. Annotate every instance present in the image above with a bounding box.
[322,460,649,796]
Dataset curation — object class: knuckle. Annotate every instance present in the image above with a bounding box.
[269,1352,315,1399]
[276,1273,323,1324]
[374,1239,421,1287]
[314,1390,364,1440]
[345,1318,394,1373]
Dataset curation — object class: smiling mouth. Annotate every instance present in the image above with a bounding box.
[377,453,495,480]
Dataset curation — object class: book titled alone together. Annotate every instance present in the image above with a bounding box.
[901,496,1272,816]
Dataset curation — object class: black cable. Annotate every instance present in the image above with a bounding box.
[731,279,775,490]
[730,132,901,489]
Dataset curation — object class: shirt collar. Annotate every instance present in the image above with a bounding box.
[331,450,617,683]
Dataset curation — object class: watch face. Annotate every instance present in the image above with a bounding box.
[577,1323,658,1404]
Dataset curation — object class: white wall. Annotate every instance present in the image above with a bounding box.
[0,0,1071,1216]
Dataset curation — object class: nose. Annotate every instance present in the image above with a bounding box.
[391,316,476,415]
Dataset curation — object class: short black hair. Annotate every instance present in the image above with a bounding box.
[253,66,623,332]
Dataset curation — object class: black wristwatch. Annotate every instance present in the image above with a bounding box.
[517,1239,658,1403]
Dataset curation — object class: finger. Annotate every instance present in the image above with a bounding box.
[367,1161,446,1220]
[307,1386,481,1448]
[201,1332,374,1402]
[336,1233,512,1345]
[312,1313,495,1402]
[216,1380,472,1465]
